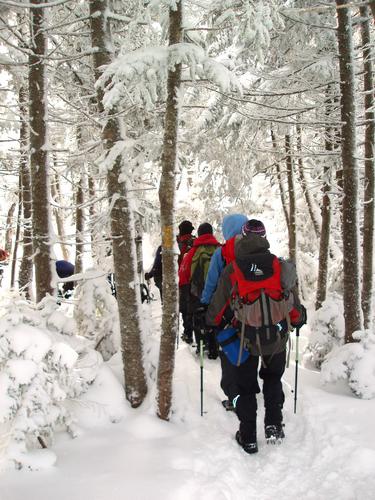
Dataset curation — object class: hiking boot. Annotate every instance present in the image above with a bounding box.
[235,431,258,454]
[208,350,218,360]
[265,424,285,444]
[181,333,193,344]
[222,399,235,412]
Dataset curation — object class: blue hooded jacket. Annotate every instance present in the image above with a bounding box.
[200,214,247,305]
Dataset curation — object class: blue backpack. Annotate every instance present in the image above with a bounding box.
[216,327,250,365]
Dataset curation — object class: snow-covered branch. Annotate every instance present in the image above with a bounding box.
[98,43,241,111]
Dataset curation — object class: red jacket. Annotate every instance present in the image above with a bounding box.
[178,233,220,286]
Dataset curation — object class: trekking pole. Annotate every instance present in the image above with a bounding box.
[200,338,204,416]
[294,326,300,414]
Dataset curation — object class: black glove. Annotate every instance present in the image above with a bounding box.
[292,304,307,329]
[145,272,152,281]
[194,304,208,331]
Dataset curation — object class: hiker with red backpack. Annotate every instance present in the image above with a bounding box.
[198,214,247,403]
[178,223,220,357]
[177,220,195,344]
[206,219,306,454]
[200,214,248,306]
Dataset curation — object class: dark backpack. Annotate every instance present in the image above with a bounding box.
[190,244,218,298]
[230,253,295,361]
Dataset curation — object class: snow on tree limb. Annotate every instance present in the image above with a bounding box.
[97,43,242,111]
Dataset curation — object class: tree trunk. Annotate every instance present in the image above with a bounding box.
[316,93,335,310]
[10,179,22,288]
[29,0,53,301]
[336,0,363,341]
[18,84,33,299]
[75,127,85,275]
[296,124,320,239]
[369,1,375,20]
[285,134,297,261]
[156,1,183,421]
[360,4,374,329]
[88,174,97,259]
[89,0,147,407]
[51,164,69,262]
[5,203,16,255]
[271,129,289,228]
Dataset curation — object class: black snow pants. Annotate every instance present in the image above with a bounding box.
[220,350,286,441]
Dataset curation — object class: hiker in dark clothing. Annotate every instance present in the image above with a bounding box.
[178,223,220,356]
[201,213,247,305]
[145,245,163,302]
[177,220,195,344]
[200,214,247,400]
[206,220,306,454]
[56,260,75,298]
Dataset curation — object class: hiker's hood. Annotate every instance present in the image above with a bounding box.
[222,214,248,240]
[234,234,270,260]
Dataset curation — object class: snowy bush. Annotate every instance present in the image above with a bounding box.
[303,294,345,369]
[0,322,83,470]
[0,293,76,338]
[74,269,120,361]
[0,292,106,470]
[321,329,375,399]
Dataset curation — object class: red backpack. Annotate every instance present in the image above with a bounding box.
[229,253,294,364]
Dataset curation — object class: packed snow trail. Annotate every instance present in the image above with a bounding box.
[2,308,375,500]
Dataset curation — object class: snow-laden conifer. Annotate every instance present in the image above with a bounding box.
[74,269,120,361]
[321,329,375,399]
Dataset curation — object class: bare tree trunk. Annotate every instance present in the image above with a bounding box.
[296,124,320,238]
[5,203,16,254]
[336,0,363,341]
[18,84,33,299]
[75,127,85,274]
[88,174,97,258]
[360,4,374,329]
[156,4,182,419]
[51,164,69,261]
[316,92,335,310]
[29,0,53,301]
[89,0,147,407]
[369,1,375,20]
[271,129,289,228]
[11,178,22,288]
[156,1,183,421]
[285,134,297,261]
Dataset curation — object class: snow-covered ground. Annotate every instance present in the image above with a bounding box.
[2,296,375,500]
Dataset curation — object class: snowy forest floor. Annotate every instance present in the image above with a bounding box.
[2,297,375,500]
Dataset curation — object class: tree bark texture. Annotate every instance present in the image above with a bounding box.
[285,134,297,261]
[11,182,22,288]
[75,127,85,274]
[156,0,183,421]
[369,1,375,20]
[51,171,69,262]
[29,0,53,301]
[336,0,363,341]
[88,174,97,258]
[271,129,289,229]
[18,85,33,299]
[296,125,320,239]
[359,4,374,329]
[5,203,16,255]
[89,0,147,407]
[316,94,335,310]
